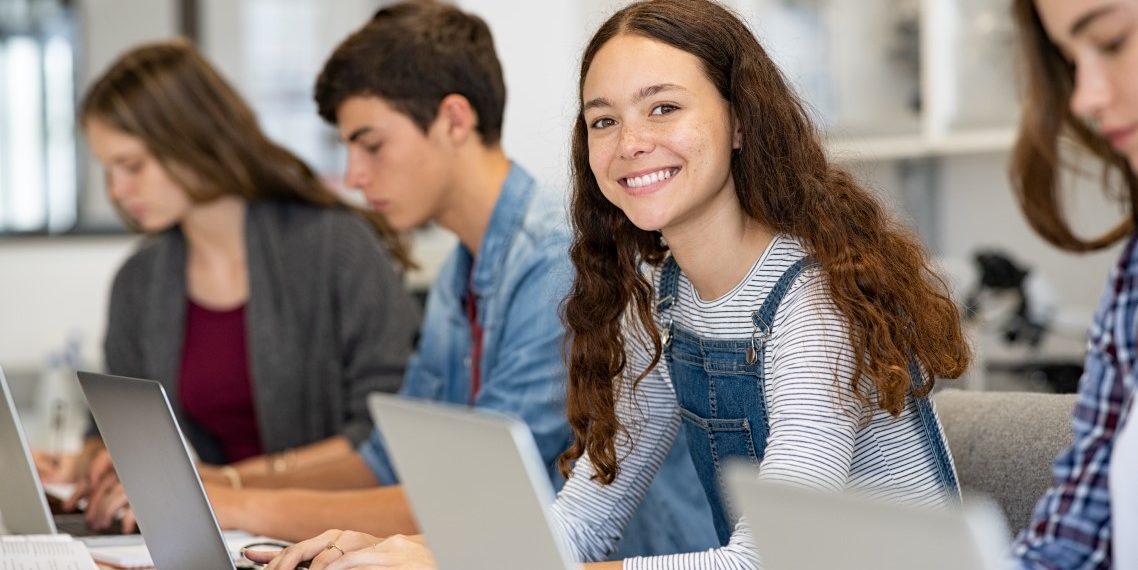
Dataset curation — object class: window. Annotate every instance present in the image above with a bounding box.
[0,0,78,234]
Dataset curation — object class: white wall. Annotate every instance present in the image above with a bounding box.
[0,236,137,371]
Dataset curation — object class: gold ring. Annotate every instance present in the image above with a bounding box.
[327,543,345,556]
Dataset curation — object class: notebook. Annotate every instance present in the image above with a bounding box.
[0,534,98,569]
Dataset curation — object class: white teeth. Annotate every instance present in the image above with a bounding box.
[625,168,675,188]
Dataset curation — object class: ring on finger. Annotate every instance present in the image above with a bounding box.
[327,543,345,556]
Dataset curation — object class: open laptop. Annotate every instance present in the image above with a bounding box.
[0,364,60,535]
[76,371,246,569]
[0,364,133,541]
[724,463,1011,570]
[367,393,580,570]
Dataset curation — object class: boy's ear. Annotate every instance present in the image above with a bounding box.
[434,94,479,145]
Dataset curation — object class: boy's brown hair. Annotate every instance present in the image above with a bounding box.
[314,0,507,145]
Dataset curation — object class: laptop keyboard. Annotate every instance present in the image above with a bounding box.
[53,513,129,537]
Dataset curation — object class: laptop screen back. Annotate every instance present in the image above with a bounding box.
[0,365,57,535]
[367,393,579,570]
[725,463,1009,570]
[77,372,234,569]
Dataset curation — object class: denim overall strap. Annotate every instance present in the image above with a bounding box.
[908,357,962,500]
[656,257,682,314]
[751,258,818,337]
[656,256,815,545]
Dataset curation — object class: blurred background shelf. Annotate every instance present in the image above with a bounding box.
[826,128,1017,163]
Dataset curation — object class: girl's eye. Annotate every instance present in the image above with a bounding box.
[650,104,678,116]
[1102,33,1129,54]
[364,143,382,154]
[124,162,143,174]
[590,117,615,129]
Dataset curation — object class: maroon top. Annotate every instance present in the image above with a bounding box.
[178,298,263,463]
[465,271,484,405]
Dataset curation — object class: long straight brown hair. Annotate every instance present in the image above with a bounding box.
[1011,0,1136,251]
[81,39,413,268]
[560,0,971,484]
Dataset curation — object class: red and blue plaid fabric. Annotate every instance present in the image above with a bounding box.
[1014,234,1138,569]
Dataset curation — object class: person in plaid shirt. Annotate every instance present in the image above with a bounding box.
[1009,1,1138,567]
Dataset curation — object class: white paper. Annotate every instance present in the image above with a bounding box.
[0,534,98,570]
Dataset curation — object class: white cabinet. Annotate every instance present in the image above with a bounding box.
[739,0,1020,162]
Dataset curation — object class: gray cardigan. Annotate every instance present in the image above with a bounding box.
[102,201,419,464]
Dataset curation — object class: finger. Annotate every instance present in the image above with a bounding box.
[121,508,137,534]
[83,479,113,526]
[91,485,129,530]
[336,532,383,553]
[62,479,88,511]
[92,486,128,530]
[308,535,354,570]
[325,549,400,570]
[243,549,280,564]
[265,530,342,570]
[87,451,115,485]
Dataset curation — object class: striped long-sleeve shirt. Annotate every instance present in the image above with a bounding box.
[550,236,955,569]
[1013,235,1138,569]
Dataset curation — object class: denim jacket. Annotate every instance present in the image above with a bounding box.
[359,163,718,558]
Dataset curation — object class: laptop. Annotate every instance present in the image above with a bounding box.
[724,463,1011,570]
[0,364,133,541]
[367,393,580,570]
[0,364,60,535]
[76,371,242,569]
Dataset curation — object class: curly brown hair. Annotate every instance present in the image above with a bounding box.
[559,0,971,484]
[1010,0,1136,251]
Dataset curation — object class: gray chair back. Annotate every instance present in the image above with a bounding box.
[933,389,1077,533]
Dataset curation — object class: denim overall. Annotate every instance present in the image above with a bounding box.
[656,256,961,545]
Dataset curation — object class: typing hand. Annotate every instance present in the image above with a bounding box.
[246,529,433,569]
[65,449,138,533]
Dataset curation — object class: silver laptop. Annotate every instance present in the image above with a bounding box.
[0,365,141,543]
[367,393,580,570]
[725,463,1011,570]
[0,364,58,535]
[77,371,237,569]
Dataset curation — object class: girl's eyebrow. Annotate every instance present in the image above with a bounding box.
[1070,5,1122,37]
[583,83,686,113]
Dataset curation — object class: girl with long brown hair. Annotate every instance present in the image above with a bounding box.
[252,0,973,568]
[44,39,420,533]
[540,0,971,566]
[1009,1,1138,567]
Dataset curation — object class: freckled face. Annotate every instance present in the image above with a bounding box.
[581,34,741,234]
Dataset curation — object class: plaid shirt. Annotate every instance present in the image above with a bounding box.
[1014,235,1138,569]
